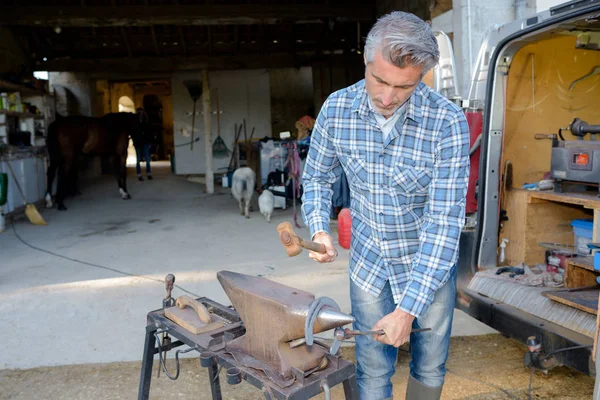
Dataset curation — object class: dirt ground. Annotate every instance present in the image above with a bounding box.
[0,334,593,400]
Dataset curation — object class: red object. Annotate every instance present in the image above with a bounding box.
[575,153,589,165]
[465,111,483,214]
[338,208,352,249]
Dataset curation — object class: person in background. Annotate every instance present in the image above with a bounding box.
[134,107,153,181]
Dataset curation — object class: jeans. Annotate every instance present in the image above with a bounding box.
[350,266,457,400]
[135,144,152,176]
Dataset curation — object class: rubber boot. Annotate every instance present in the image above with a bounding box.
[406,375,443,400]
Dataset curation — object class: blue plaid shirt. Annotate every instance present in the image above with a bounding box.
[301,79,470,318]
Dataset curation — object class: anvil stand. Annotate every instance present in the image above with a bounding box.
[138,297,360,400]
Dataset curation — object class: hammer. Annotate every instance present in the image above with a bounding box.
[277,221,327,257]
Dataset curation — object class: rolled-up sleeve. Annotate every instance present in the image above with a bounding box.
[396,112,470,318]
[301,99,343,238]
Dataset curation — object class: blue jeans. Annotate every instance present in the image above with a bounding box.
[350,266,457,400]
[135,144,152,176]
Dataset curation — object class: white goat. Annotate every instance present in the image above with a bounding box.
[258,189,275,222]
[231,167,256,218]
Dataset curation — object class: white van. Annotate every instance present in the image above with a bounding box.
[431,0,600,381]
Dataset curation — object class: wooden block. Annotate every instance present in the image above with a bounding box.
[565,262,600,288]
[542,288,598,315]
[568,257,595,272]
[594,290,600,362]
[165,306,224,335]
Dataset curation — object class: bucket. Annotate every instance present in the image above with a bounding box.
[0,173,7,206]
[338,208,352,249]
[170,152,176,174]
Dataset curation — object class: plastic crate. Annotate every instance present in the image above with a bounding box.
[571,219,593,255]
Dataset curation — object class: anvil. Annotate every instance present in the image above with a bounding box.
[217,271,354,380]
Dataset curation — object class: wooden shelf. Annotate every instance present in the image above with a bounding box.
[0,110,38,118]
[543,288,598,315]
[528,191,600,209]
[0,78,46,96]
[569,257,596,272]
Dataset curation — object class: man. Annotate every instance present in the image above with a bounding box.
[133,107,153,181]
[301,11,470,400]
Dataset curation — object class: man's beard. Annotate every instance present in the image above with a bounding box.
[374,101,400,117]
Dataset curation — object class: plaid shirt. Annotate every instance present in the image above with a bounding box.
[301,79,470,318]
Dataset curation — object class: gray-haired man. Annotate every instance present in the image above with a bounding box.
[301,11,470,400]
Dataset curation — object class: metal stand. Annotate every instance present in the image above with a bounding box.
[137,297,359,400]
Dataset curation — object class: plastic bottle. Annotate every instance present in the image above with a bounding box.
[499,239,509,264]
[0,93,7,110]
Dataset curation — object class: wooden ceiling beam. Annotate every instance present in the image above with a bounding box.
[150,26,160,55]
[43,52,363,73]
[121,27,132,57]
[0,5,374,27]
[178,26,187,57]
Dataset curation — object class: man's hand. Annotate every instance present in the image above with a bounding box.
[372,308,416,347]
[310,232,337,263]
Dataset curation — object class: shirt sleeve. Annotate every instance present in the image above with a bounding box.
[301,98,343,238]
[396,112,470,318]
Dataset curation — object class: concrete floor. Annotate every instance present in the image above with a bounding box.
[0,163,495,372]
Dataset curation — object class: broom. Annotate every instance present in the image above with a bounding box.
[212,88,231,158]
[5,161,46,225]
[183,80,203,151]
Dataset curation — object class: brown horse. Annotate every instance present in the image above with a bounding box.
[45,112,141,210]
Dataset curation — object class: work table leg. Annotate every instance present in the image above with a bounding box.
[138,325,157,400]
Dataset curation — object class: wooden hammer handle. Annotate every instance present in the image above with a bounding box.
[300,239,327,254]
[176,295,212,324]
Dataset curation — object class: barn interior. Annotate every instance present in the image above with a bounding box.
[3,1,596,400]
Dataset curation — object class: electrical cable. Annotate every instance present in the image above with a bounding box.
[445,368,520,400]
[528,367,534,400]
[12,223,593,398]
[321,339,521,400]
[11,222,200,298]
[526,344,593,399]
[542,344,592,360]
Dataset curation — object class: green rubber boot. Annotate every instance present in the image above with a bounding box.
[406,375,443,400]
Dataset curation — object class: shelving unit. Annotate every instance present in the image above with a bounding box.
[0,79,53,225]
[0,78,46,97]
[0,79,53,147]
[501,189,600,267]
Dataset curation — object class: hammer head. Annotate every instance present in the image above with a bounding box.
[277,221,302,257]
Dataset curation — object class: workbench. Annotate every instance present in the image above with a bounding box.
[138,297,359,400]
